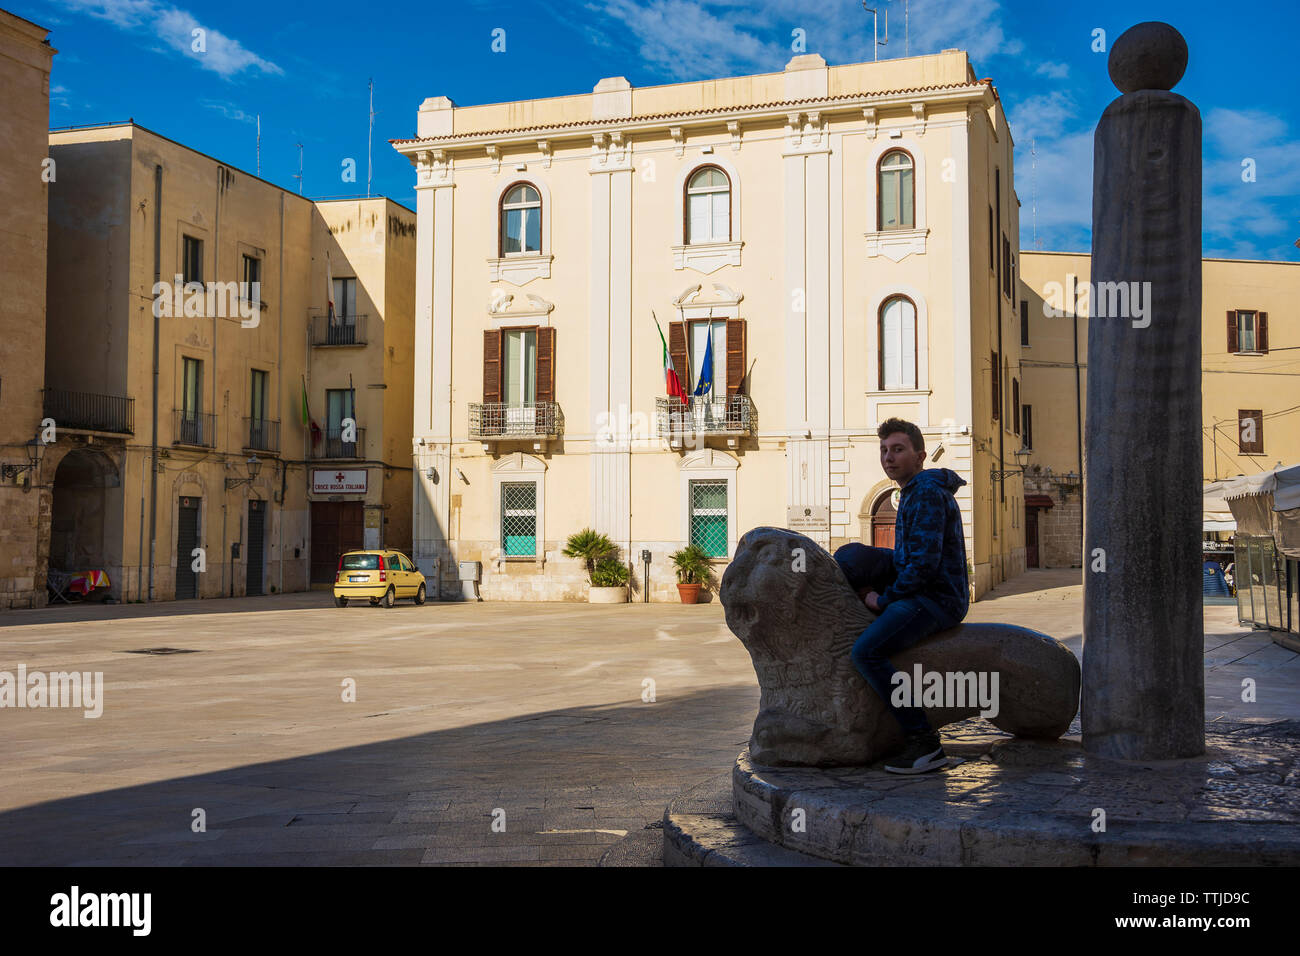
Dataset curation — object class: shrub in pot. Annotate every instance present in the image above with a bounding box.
[669,544,714,604]
[589,556,630,604]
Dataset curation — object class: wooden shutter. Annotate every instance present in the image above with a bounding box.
[483,329,501,403]
[535,326,555,402]
[1227,311,1237,353]
[669,321,689,396]
[1012,379,1020,435]
[1239,409,1263,454]
[1024,405,1033,449]
[991,351,1000,421]
[1259,312,1268,352]
[726,318,746,395]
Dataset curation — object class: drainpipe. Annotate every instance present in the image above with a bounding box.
[1072,276,1084,561]
[277,192,285,595]
[148,164,161,602]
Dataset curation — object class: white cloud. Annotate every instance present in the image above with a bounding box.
[201,100,256,123]
[1034,61,1069,80]
[56,0,282,78]
[1202,108,1300,258]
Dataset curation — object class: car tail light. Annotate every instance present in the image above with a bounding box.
[378,555,386,582]
[336,555,343,583]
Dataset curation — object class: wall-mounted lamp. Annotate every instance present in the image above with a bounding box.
[930,442,946,463]
[225,455,262,490]
[426,466,438,483]
[3,436,47,492]
[455,467,469,484]
[990,446,1031,482]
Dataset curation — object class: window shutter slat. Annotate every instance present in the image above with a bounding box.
[483,330,501,403]
[1227,311,1238,353]
[669,322,689,396]
[535,326,555,403]
[726,318,746,395]
[1259,312,1268,353]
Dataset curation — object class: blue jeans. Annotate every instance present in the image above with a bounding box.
[851,595,961,736]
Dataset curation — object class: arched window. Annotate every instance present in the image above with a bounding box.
[871,491,898,548]
[878,295,918,389]
[877,150,915,230]
[685,166,730,244]
[500,183,542,256]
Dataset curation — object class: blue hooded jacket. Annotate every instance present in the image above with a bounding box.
[878,467,970,623]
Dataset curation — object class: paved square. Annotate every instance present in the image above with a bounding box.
[0,570,1294,866]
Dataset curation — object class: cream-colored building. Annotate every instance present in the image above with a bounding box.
[1018,251,1300,567]
[32,122,414,605]
[306,198,416,585]
[395,50,1030,601]
[0,10,55,608]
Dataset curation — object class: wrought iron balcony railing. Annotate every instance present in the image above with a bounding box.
[656,394,757,438]
[42,389,134,434]
[173,410,217,448]
[243,417,280,454]
[310,313,368,347]
[469,401,564,440]
[311,426,366,460]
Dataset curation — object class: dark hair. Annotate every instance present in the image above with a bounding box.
[877,417,925,454]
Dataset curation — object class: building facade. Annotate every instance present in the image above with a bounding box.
[0,11,55,609]
[27,123,414,606]
[395,51,1030,601]
[1017,251,1300,568]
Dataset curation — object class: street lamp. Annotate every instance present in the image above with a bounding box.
[225,455,262,490]
[991,445,1031,482]
[4,434,47,492]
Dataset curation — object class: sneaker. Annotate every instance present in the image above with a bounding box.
[884,732,947,774]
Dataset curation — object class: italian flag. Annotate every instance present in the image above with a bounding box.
[654,312,688,403]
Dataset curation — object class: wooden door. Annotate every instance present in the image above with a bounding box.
[1026,506,1040,568]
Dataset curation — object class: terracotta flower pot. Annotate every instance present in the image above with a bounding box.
[677,582,701,604]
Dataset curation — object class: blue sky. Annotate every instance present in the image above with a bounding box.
[23,0,1300,259]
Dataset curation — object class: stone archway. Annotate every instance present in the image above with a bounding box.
[49,447,122,586]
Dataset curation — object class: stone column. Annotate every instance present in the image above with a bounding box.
[1082,22,1204,759]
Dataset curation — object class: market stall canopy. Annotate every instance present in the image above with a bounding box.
[1220,463,1300,557]
[1202,478,1237,532]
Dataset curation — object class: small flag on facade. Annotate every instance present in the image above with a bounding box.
[653,311,689,404]
[693,331,714,399]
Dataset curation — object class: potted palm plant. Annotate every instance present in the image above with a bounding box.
[669,544,713,604]
[562,528,623,603]
[589,557,630,604]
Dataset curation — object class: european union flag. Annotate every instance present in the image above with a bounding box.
[693,333,714,398]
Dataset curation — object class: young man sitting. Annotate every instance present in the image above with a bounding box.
[834,418,970,774]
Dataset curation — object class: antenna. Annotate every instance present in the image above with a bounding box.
[862,2,889,61]
[1031,138,1041,250]
[293,142,303,195]
[904,0,909,56]
[367,79,375,199]
[256,114,261,177]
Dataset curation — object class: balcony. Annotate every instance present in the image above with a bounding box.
[656,395,757,445]
[469,401,564,446]
[42,389,134,435]
[310,313,368,347]
[243,417,280,454]
[311,426,365,460]
[173,410,217,448]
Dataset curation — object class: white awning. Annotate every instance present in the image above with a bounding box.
[1221,463,1300,512]
[1202,479,1236,532]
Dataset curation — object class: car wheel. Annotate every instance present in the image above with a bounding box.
[382,586,395,608]
[334,595,348,608]
[414,583,426,606]
[369,596,380,606]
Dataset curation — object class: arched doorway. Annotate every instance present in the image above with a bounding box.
[870,490,898,548]
[49,447,121,582]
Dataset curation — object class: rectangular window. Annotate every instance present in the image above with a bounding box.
[1238,409,1263,454]
[183,357,202,416]
[1020,299,1030,346]
[501,482,537,556]
[688,320,726,398]
[327,388,355,432]
[991,351,1000,422]
[242,254,261,306]
[503,328,537,405]
[1023,404,1033,449]
[1012,378,1020,436]
[1237,311,1256,352]
[689,480,728,558]
[250,369,268,423]
[183,235,203,285]
[332,277,357,320]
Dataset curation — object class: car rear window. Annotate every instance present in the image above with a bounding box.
[341,554,381,570]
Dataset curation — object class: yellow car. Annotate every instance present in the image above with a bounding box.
[333,550,427,608]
